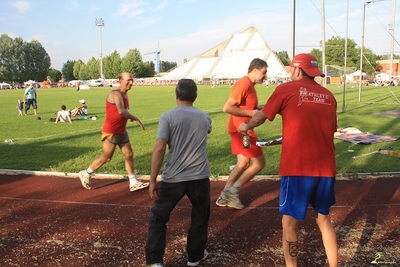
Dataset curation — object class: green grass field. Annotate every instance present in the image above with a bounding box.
[1,83,400,178]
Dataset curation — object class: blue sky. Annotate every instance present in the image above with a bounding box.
[1,0,398,71]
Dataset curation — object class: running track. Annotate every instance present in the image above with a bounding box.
[0,174,399,267]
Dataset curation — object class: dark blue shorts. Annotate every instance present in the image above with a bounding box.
[25,99,37,110]
[279,176,336,220]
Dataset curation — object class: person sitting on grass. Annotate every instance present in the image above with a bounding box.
[71,99,88,117]
[55,105,72,124]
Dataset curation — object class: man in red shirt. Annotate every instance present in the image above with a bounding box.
[216,58,267,209]
[79,72,148,192]
[239,54,338,267]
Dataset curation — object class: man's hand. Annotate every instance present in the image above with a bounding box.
[132,118,145,131]
[239,122,249,132]
[148,181,159,199]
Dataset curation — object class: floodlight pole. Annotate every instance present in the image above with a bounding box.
[358,0,384,102]
[95,18,105,79]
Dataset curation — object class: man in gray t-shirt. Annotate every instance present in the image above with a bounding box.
[146,79,212,267]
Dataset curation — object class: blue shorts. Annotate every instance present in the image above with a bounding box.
[279,176,336,220]
[25,99,37,110]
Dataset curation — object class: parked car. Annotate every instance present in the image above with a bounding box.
[89,79,104,87]
[0,83,12,89]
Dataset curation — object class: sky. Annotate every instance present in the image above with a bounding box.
[1,0,399,71]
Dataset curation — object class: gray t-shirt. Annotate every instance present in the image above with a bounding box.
[157,106,212,183]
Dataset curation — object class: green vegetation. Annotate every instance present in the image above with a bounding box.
[1,83,400,178]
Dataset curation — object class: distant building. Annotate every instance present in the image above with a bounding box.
[376,59,400,77]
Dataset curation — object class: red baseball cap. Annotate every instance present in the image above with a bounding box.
[290,53,325,77]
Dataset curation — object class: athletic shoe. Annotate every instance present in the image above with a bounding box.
[215,192,229,207]
[146,264,163,267]
[129,181,149,192]
[187,250,208,266]
[216,191,244,209]
[79,171,91,190]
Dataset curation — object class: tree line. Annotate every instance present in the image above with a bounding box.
[0,34,177,85]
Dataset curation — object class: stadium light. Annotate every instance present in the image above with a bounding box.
[358,0,384,102]
[95,18,105,79]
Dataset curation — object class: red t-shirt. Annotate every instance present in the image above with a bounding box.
[102,90,129,134]
[262,78,337,176]
[226,76,258,134]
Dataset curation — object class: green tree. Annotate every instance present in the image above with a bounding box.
[21,40,51,82]
[311,36,378,75]
[73,60,84,80]
[360,47,378,75]
[0,34,50,83]
[140,62,156,77]
[86,57,100,79]
[274,51,291,66]
[62,60,76,81]
[160,60,177,73]
[121,49,144,77]
[0,34,20,82]
[48,68,62,84]
[103,50,121,79]
[79,64,89,80]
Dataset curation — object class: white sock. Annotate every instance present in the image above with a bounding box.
[85,168,93,177]
[86,167,93,175]
[129,174,137,186]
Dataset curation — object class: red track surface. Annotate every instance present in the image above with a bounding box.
[0,174,399,267]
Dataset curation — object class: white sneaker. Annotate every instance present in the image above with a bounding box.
[129,181,149,192]
[79,171,91,190]
[216,191,244,209]
[187,250,208,266]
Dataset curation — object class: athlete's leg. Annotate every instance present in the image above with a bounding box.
[234,154,265,187]
[120,141,134,174]
[282,214,299,267]
[316,213,338,267]
[89,138,117,171]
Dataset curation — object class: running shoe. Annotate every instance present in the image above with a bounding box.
[79,170,91,190]
[187,250,208,266]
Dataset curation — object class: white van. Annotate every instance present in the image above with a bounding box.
[89,79,105,87]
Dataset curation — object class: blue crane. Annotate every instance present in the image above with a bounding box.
[143,43,162,76]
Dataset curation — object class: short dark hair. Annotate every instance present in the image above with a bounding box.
[299,68,313,79]
[248,58,268,73]
[175,79,197,102]
[61,105,66,110]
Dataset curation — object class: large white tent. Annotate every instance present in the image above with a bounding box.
[162,26,288,81]
[347,70,366,81]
